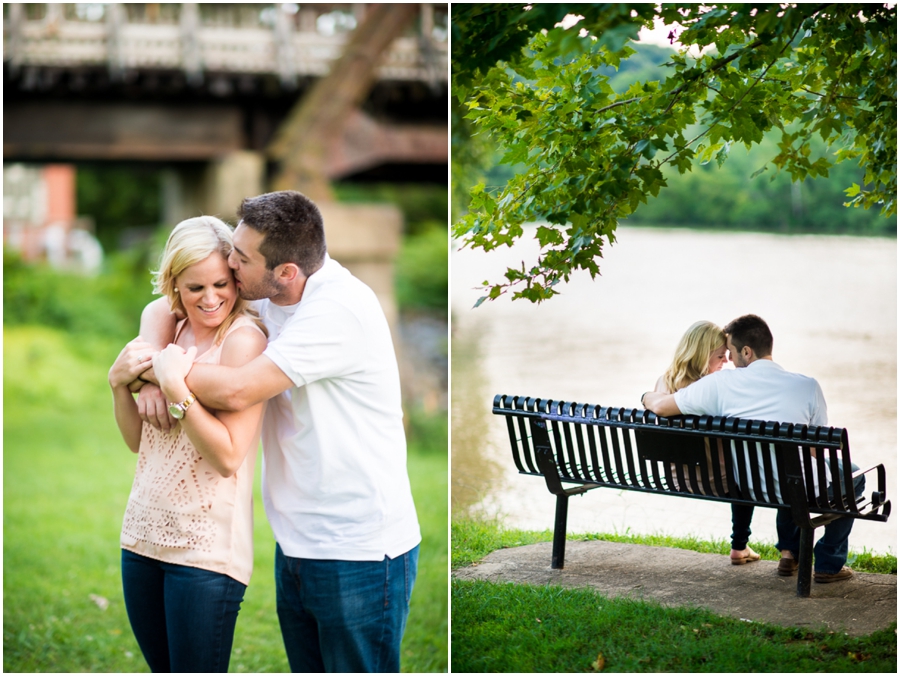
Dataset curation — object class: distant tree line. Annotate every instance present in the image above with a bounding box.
[467,42,892,237]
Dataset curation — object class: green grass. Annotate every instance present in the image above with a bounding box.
[452,580,897,672]
[3,325,447,672]
[451,517,896,672]
[451,518,897,574]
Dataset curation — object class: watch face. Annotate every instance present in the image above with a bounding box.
[168,404,184,419]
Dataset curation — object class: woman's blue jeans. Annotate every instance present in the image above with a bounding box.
[121,549,246,673]
[731,504,754,550]
[274,542,419,673]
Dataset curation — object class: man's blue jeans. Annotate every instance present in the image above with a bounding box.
[274,543,419,673]
[775,461,865,574]
[121,549,246,673]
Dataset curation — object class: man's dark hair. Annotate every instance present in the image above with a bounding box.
[724,314,773,357]
[237,191,326,275]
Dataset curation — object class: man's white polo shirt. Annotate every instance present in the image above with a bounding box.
[673,359,828,500]
[257,255,421,561]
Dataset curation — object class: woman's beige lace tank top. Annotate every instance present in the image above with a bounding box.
[120,315,264,585]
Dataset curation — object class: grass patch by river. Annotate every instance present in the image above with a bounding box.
[3,326,447,673]
[451,518,897,672]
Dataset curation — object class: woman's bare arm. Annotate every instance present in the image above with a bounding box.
[136,297,179,432]
[109,337,156,452]
[154,326,268,477]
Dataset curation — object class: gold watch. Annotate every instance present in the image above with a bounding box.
[168,392,196,420]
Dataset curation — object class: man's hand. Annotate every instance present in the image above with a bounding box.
[137,383,177,433]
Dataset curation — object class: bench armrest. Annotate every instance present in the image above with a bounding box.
[851,463,888,507]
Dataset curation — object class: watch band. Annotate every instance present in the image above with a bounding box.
[168,392,196,419]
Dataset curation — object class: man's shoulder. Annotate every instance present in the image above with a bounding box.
[751,360,820,387]
[306,267,383,322]
[307,259,370,299]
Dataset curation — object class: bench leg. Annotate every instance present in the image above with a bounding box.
[551,494,569,569]
[796,526,814,598]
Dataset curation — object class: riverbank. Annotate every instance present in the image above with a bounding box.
[451,519,897,672]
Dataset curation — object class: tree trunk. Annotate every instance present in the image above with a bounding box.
[268,3,419,200]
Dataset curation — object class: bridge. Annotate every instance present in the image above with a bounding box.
[3,3,447,180]
[4,3,449,332]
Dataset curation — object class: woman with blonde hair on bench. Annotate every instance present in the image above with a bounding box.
[642,320,760,565]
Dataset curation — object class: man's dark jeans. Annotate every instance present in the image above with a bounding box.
[274,542,419,673]
[775,461,866,574]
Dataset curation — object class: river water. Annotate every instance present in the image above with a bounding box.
[451,225,897,555]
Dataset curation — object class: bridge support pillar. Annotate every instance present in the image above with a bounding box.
[161,151,265,227]
[316,202,402,335]
[201,151,265,221]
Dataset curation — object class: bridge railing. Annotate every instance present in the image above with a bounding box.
[3,3,447,85]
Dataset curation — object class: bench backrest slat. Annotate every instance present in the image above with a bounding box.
[744,442,763,501]
[827,449,844,511]
[732,440,753,500]
[550,420,572,480]
[608,422,629,486]
[571,422,589,479]
[596,424,615,484]
[504,415,527,474]
[560,416,582,481]
[711,441,728,497]
[696,443,716,496]
[748,441,773,503]
[620,422,641,488]
[805,446,819,506]
[640,435,668,491]
[813,446,831,509]
[583,423,603,483]
[762,441,782,503]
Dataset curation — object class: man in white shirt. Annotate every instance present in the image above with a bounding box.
[643,314,861,584]
[139,191,421,672]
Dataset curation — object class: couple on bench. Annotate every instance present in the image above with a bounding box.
[641,314,862,584]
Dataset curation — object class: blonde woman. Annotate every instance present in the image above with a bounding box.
[643,320,760,566]
[108,216,268,672]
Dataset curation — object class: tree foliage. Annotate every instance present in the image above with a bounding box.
[451,3,897,304]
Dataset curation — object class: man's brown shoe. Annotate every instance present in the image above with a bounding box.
[777,557,799,576]
[814,566,853,583]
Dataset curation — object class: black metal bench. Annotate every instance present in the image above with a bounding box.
[493,394,892,597]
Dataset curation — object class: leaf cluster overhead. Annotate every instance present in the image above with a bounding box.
[451,3,897,304]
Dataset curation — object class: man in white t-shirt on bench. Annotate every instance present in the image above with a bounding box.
[643,314,861,584]
[137,190,421,672]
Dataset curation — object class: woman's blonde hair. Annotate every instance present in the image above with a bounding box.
[663,320,726,393]
[152,216,266,345]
